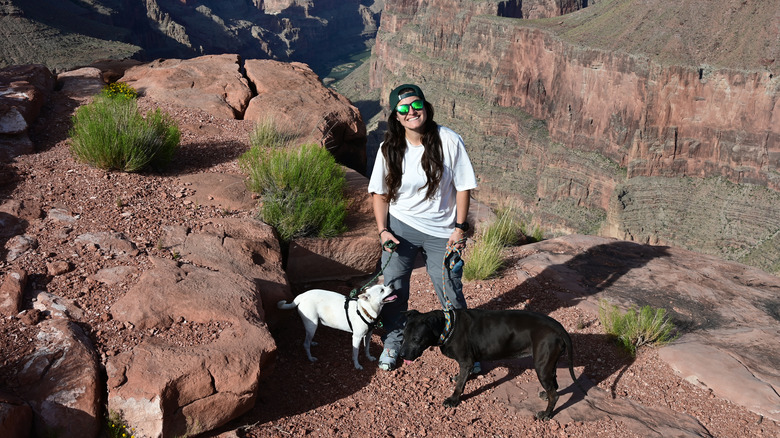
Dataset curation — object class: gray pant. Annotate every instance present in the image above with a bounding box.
[380,215,468,352]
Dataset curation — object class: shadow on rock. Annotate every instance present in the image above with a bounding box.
[209,279,379,431]
[167,140,249,174]
[457,332,629,409]
[486,239,671,313]
[352,99,382,125]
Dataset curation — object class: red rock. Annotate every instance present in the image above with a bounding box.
[244,59,367,174]
[15,319,102,438]
[286,168,381,282]
[0,269,26,317]
[120,54,253,119]
[108,258,277,437]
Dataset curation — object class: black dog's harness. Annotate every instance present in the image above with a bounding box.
[439,309,455,345]
[344,296,380,332]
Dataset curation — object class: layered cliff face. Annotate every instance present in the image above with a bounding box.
[370,0,780,273]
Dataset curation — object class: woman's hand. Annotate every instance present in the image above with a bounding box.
[379,229,400,252]
[448,228,467,249]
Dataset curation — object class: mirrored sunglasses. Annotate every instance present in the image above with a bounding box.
[396,100,424,115]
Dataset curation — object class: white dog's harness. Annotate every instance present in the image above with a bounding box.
[344,296,380,332]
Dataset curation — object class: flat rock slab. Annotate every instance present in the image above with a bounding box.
[512,235,780,421]
[492,367,711,437]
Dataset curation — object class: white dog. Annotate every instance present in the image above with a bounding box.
[277,284,396,369]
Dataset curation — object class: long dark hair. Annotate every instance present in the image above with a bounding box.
[382,100,444,202]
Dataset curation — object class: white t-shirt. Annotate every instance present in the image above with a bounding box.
[368,125,478,238]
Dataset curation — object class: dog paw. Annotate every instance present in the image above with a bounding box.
[538,390,548,400]
[354,363,364,370]
[308,357,318,362]
[535,410,552,421]
[443,397,461,408]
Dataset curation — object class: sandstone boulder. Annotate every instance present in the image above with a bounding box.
[0,64,55,127]
[88,265,140,286]
[0,269,26,317]
[14,319,102,438]
[108,256,277,438]
[56,67,106,99]
[159,217,291,321]
[494,368,711,437]
[32,291,84,321]
[4,234,37,262]
[74,231,139,258]
[511,234,780,421]
[0,64,55,160]
[244,59,367,174]
[120,54,253,119]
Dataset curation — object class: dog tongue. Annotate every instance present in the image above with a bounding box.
[384,295,398,302]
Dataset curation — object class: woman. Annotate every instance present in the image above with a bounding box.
[367,84,478,371]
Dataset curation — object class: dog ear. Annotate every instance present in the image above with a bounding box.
[403,309,420,318]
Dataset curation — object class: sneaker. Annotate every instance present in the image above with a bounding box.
[378,348,398,371]
[471,361,482,375]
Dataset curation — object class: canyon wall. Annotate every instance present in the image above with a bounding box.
[369,0,780,273]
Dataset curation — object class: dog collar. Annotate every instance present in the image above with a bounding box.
[344,296,380,332]
[439,309,455,345]
[357,303,377,325]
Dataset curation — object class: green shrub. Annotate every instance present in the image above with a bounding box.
[106,411,136,438]
[463,208,520,280]
[520,221,545,243]
[239,141,347,242]
[102,81,138,100]
[598,300,678,357]
[463,239,503,281]
[481,206,521,247]
[69,95,180,172]
[530,225,545,242]
[248,116,301,150]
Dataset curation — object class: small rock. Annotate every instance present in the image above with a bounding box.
[18,308,43,325]
[46,260,71,276]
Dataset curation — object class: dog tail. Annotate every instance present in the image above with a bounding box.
[563,331,587,395]
[277,300,297,310]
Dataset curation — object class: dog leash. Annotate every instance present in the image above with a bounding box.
[437,238,466,344]
[348,239,396,299]
[440,238,466,309]
[344,239,397,330]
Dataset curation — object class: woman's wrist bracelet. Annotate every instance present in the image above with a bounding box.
[378,228,389,238]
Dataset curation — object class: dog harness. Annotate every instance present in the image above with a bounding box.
[344,296,380,332]
[439,309,455,345]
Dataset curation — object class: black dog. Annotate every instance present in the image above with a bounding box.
[399,309,582,420]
